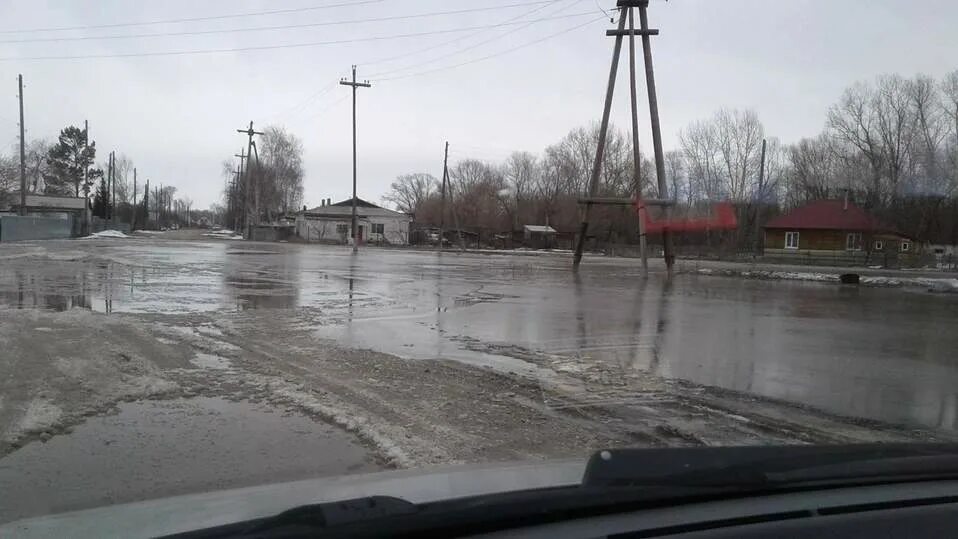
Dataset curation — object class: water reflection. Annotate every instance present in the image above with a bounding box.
[0,269,92,311]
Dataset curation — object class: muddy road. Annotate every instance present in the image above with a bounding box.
[2,237,957,521]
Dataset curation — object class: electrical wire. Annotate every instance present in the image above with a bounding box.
[366,0,578,79]
[360,0,566,68]
[0,1,558,44]
[267,81,339,123]
[372,14,606,82]
[0,0,385,35]
[288,94,350,125]
[0,12,597,62]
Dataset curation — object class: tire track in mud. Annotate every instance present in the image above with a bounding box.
[154,314,668,466]
[150,308,958,471]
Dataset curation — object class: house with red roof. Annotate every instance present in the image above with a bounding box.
[763,198,918,264]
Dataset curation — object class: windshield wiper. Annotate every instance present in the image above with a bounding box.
[165,444,958,538]
[583,444,958,489]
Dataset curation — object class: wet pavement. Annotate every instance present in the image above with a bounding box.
[2,239,958,431]
[3,238,958,524]
[0,397,378,523]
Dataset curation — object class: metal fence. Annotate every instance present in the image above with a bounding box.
[0,215,74,242]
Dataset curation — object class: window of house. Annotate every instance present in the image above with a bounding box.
[901,241,910,252]
[846,232,862,251]
[372,223,384,234]
[785,231,799,249]
[874,240,883,251]
[336,224,348,234]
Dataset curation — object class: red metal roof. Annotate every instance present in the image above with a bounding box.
[764,199,882,231]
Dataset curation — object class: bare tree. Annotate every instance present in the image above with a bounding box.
[382,173,437,214]
[664,149,687,205]
[786,135,840,205]
[258,126,304,219]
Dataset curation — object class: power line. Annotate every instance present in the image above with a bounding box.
[373,15,606,82]
[0,0,385,35]
[267,81,338,123]
[0,12,597,62]
[0,1,558,44]
[367,0,579,79]
[349,0,566,67]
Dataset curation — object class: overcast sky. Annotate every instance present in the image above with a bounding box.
[1,0,956,209]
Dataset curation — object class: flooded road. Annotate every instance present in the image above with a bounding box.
[2,239,958,432]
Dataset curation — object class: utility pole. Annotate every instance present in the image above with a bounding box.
[626,9,647,274]
[438,141,449,251]
[132,168,137,231]
[111,151,116,222]
[144,179,150,228]
[573,11,626,267]
[573,0,674,273]
[107,151,114,221]
[17,74,26,215]
[754,138,767,254]
[637,0,674,272]
[83,120,89,200]
[340,65,371,252]
[236,123,263,239]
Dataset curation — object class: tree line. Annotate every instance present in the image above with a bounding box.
[220,126,304,232]
[0,125,195,229]
[386,70,958,248]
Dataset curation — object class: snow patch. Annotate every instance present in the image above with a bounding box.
[263,380,417,467]
[80,230,130,239]
[203,230,244,240]
[191,352,233,370]
[16,399,63,434]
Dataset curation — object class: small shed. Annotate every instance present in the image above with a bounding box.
[523,224,557,249]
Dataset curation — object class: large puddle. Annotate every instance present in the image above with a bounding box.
[0,397,379,524]
[3,242,958,433]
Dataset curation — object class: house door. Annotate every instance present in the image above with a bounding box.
[358,225,364,244]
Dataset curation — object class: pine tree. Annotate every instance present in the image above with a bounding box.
[92,178,111,218]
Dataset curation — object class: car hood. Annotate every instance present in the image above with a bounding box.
[0,459,585,538]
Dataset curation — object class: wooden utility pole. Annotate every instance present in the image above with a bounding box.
[626,9,647,273]
[573,12,626,267]
[108,151,114,221]
[340,65,371,252]
[438,141,449,250]
[573,0,674,273]
[144,179,150,228]
[83,120,89,199]
[17,74,26,215]
[111,152,117,222]
[236,123,263,238]
[132,168,137,231]
[637,0,674,272]
[754,138,767,254]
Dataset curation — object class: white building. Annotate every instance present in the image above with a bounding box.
[295,197,412,245]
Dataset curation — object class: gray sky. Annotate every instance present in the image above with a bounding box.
[2,0,956,209]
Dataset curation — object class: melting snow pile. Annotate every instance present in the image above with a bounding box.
[80,230,130,239]
[203,229,243,240]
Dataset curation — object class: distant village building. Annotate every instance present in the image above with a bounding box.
[763,198,919,266]
[523,225,557,249]
[295,197,412,245]
[1,192,89,240]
